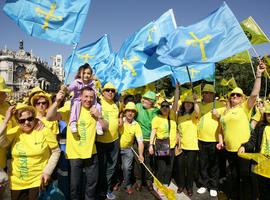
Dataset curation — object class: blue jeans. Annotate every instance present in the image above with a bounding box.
[121,148,134,188]
[69,154,98,200]
[96,139,119,195]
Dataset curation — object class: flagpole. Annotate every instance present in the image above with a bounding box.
[186,66,194,93]
[265,75,268,100]
[213,64,216,109]
[64,42,78,85]
[247,50,256,80]
[251,46,270,79]
[131,147,155,178]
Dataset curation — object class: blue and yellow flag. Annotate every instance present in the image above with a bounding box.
[3,0,91,45]
[64,35,112,84]
[157,2,252,67]
[171,63,215,84]
[113,10,177,92]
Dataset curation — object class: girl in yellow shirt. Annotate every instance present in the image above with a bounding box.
[175,95,199,197]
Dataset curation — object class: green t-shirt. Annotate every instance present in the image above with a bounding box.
[135,103,159,141]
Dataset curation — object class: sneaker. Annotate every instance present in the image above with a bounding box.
[126,187,134,195]
[197,187,207,194]
[70,122,77,133]
[96,129,104,136]
[210,189,218,197]
[106,191,116,200]
[134,182,142,192]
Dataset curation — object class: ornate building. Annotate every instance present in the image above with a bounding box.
[0,40,62,101]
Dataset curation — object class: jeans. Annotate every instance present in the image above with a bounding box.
[134,141,154,185]
[96,139,119,195]
[198,141,219,190]
[120,148,134,188]
[69,154,98,200]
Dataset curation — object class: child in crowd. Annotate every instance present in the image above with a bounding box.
[119,102,144,194]
[66,63,103,135]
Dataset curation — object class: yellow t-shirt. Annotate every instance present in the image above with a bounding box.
[120,120,143,149]
[96,97,119,143]
[7,126,58,190]
[0,101,15,169]
[60,105,97,159]
[151,115,177,148]
[178,112,199,150]
[220,101,252,152]
[260,126,270,156]
[41,117,59,135]
[198,102,225,142]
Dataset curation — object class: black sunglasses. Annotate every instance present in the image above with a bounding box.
[105,89,116,93]
[18,116,35,124]
[161,104,170,108]
[36,101,48,105]
[230,93,242,97]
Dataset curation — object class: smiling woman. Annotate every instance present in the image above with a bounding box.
[0,103,60,200]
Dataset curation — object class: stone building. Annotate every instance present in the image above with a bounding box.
[0,40,62,101]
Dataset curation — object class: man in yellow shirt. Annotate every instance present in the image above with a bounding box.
[96,82,120,200]
[119,102,144,194]
[47,86,108,200]
[197,84,225,197]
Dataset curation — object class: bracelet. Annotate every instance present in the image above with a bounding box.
[256,76,262,78]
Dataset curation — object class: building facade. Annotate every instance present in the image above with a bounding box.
[0,40,62,101]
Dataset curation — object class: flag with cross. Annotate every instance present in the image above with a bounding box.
[156,2,252,67]
[3,0,91,45]
[64,34,112,84]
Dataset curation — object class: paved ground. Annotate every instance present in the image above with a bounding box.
[113,182,228,200]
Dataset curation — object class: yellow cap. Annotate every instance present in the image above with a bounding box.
[102,82,117,93]
[230,87,244,96]
[30,92,52,106]
[123,102,137,112]
[0,76,12,93]
[264,104,270,114]
[183,95,194,103]
[202,84,215,93]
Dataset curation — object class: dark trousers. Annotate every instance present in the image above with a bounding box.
[11,187,39,200]
[174,150,197,191]
[155,149,175,185]
[134,141,154,185]
[257,174,270,200]
[198,141,219,190]
[96,139,119,195]
[226,151,254,200]
[70,154,99,200]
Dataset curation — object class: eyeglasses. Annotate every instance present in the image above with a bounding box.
[230,93,242,98]
[36,101,48,105]
[161,105,170,108]
[104,89,116,93]
[18,116,35,124]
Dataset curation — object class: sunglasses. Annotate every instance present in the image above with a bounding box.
[161,105,170,108]
[230,93,242,97]
[18,116,35,124]
[104,89,116,93]
[36,101,48,105]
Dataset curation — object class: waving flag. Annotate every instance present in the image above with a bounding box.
[221,16,269,64]
[114,9,177,92]
[64,35,112,84]
[3,0,91,45]
[241,16,270,45]
[157,2,252,67]
[171,63,215,85]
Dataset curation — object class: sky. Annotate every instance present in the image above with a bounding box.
[0,0,269,64]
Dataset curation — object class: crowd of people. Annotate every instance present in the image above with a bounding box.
[0,61,269,200]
